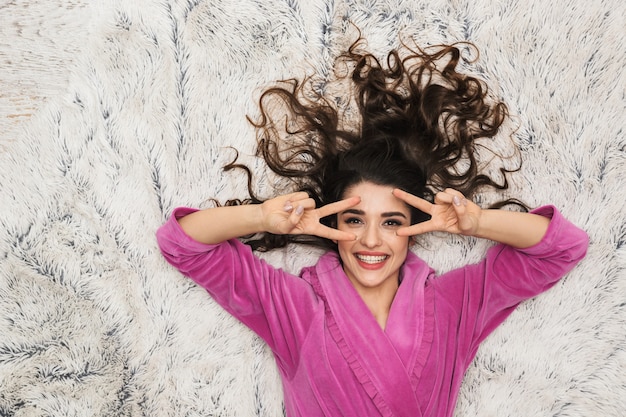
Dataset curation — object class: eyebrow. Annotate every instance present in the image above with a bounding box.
[342,209,408,219]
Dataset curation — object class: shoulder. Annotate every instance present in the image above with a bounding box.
[300,251,342,281]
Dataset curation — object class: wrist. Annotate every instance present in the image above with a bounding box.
[252,203,268,234]
[472,209,496,240]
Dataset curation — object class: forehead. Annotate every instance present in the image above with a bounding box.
[342,182,410,215]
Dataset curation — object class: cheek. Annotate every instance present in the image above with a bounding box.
[336,240,352,256]
[391,236,410,255]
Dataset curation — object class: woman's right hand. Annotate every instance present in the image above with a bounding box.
[261,192,360,241]
[177,192,360,245]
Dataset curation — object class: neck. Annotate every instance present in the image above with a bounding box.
[354,281,399,330]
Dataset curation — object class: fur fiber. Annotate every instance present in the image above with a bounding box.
[0,0,624,415]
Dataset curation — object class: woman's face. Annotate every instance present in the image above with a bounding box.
[336,181,411,296]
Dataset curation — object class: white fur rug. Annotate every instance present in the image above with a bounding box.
[1,1,624,416]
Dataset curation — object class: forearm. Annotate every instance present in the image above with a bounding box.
[178,204,265,244]
[473,209,551,248]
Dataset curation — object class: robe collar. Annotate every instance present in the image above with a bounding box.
[307,250,435,417]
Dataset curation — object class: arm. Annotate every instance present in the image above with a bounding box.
[433,204,588,357]
[393,188,549,248]
[156,194,357,370]
[466,207,549,248]
[178,203,265,244]
[157,210,311,370]
[395,189,588,369]
[177,191,360,244]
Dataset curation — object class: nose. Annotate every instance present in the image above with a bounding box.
[360,224,382,248]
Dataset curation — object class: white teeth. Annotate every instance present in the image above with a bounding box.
[356,254,388,264]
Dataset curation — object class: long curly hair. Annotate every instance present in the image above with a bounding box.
[221,36,524,251]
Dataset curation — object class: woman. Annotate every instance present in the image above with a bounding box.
[157,38,588,417]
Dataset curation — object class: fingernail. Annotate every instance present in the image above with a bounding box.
[462,198,468,206]
[453,196,461,206]
[295,205,304,215]
[283,201,293,211]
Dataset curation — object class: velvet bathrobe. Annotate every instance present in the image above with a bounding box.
[157,205,588,417]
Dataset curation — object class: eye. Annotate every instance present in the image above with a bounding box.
[344,217,362,225]
[383,218,404,227]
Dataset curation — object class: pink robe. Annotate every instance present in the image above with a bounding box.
[157,205,588,417]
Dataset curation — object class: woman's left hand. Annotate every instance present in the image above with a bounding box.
[392,188,482,237]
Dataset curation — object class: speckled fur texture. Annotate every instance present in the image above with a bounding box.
[0,0,624,416]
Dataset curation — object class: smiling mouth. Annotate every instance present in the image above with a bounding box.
[355,254,389,264]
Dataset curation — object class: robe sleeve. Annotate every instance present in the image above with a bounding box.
[432,205,589,364]
[155,207,317,373]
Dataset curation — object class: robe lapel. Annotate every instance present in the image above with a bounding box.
[385,252,435,384]
[311,252,428,417]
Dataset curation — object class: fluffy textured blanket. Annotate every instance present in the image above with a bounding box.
[1,0,624,416]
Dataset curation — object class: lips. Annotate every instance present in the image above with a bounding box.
[355,253,389,269]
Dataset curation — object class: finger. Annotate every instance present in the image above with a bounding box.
[291,198,317,211]
[288,203,305,225]
[282,192,310,211]
[316,225,356,242]
[452,195,468,207]
[451,196,474,232]
[284,191,310,202]
[444,188,464,197]
[452,196,467,216]
[437,188,467,204]
[392,189,432,213]
[441,187,469,208]
[396,221,437,237]
[434,191,454,205]
[317,196,361,218]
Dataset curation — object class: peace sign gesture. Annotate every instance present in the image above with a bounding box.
[392,188,483,237]
[262,192,360,241]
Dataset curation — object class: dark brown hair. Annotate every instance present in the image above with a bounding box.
[222,36,524,251]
